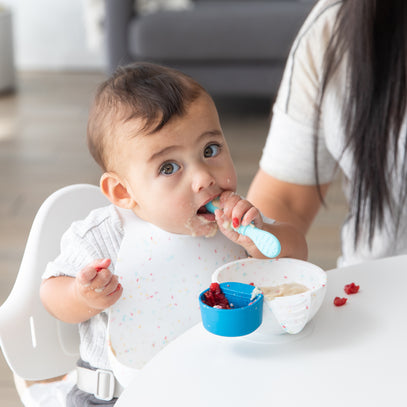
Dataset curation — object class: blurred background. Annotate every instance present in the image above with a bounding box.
[0,1,347,405]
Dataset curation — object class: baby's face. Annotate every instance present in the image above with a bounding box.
[114,93,237,236]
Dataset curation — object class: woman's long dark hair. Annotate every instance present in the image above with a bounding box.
[318,0,407,246]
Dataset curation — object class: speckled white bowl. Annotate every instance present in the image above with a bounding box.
[212,258,327,335]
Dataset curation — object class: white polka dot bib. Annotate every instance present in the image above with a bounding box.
[107,210,246,385]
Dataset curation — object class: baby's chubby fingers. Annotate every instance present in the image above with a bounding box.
[235,205,263,228]
[230,199,256,226]
[218,191,240,218]
[77,258,111,288]
[104,274,122,296]
[219,193,263,228]
[76,258,122,311]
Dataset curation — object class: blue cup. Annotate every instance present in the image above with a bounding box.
[199,282,263,337]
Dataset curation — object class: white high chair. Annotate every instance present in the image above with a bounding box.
[0,184,109,381]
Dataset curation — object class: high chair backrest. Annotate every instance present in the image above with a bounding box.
[0,184,109,380]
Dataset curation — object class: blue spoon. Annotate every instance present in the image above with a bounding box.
[205,200,281,258]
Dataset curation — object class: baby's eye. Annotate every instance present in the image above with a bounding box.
[204,143,221,158]
[159,162,180,175]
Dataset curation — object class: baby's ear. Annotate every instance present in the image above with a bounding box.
[100,172,137,209]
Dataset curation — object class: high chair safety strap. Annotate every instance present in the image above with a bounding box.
[76,366,124,401]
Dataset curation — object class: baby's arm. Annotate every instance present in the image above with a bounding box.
[214,191,307,260]
[40,258,122,324]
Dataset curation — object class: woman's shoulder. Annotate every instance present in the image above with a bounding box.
[304,0,342,25]
[294,0,342,52]
[275,0,343,119]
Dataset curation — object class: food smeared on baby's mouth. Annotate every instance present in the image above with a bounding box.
[183,203,218,237]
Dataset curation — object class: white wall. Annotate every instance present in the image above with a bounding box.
[1,0,105,71]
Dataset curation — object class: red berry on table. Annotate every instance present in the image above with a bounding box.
[334,297,347,306]
[344,282,360,294]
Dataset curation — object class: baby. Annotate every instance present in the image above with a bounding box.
[40,62,298,406]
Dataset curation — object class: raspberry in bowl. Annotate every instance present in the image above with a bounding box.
[199,282,264,337]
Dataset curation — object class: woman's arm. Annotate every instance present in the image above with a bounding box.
[247,169,330,260]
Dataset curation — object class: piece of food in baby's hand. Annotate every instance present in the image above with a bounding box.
[202,282,231,309]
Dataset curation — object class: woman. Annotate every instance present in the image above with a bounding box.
[248,0,407,266]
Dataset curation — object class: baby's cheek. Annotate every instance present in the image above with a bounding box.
[155,205,191,234]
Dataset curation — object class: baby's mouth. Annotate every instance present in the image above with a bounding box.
[197,205,215,221]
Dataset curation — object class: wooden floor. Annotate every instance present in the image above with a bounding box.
[0,72,347,406]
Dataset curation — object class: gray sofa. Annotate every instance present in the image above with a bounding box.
[104,0,315,97]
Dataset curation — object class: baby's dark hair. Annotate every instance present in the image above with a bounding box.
[87,62,206,171]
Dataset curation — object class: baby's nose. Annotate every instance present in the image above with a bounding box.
[192,168,215,192]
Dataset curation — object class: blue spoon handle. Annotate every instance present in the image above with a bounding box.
[235,224,281,258]
[205,201,281,258]
[205,201,220,213]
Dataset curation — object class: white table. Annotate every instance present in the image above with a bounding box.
[116,255,407,406]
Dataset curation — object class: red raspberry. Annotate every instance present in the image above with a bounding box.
[334,297,347,306]
[344,282,360,294]
[203,282,231,309]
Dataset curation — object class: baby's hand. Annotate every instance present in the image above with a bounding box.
[214,191,263,255]
[75,258,122,311]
